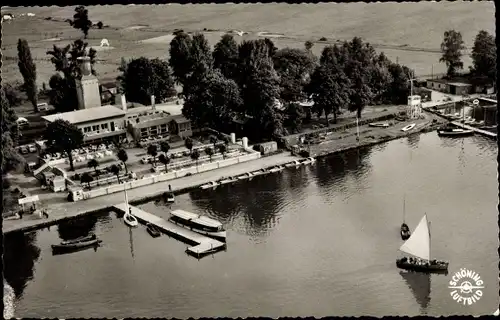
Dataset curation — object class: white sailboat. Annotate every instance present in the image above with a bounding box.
[396,214,448,273]
[123,185,138,228]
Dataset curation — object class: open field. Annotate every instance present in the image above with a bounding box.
[2,3,495,86]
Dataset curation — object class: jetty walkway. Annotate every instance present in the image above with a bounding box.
[450,121,497,138]
[113,203,225,258]
[4,152,301,234]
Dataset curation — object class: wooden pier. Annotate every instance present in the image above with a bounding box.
[113,203,226,258]
[450,121,497,139]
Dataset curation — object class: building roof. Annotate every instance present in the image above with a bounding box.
[170,114,190,124]
[447,82,472,87]
[42,105,126,125]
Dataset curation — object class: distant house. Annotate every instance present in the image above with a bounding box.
[426,77,495,95]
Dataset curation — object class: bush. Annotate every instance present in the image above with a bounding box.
[3,179,11,190]
[319,37,327,41]
[73,173,80,181]
[97,21,103,29]
[299,150,310,157]
[252,144,261,152]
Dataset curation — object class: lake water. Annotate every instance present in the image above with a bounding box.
[4,132,498,318]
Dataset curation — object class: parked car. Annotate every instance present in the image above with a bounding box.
[28,144,37,153]
[141,156,152,164]
[37,102,49,111]
[16,117,29,127]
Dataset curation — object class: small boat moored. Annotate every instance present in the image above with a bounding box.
[369,122,390,128]
[219,176,237,185]
[401,123,416,132]
[52,234,102,254]
[146,223,161,238]
[268,165,285,173]
[285,160,301,168]
[166,192,175,203]
[236,172,253,181]
[301,157,316,165]
[250,169,268,177]
[437,128,475,137]
[124,211,138,227]
[200,181,219,190]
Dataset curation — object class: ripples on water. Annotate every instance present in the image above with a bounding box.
[4,133,498,318]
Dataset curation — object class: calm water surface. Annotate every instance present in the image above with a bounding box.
[4,133,498,318]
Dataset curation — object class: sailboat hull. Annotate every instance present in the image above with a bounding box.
[396,258,449,274]
[401,230,411,240]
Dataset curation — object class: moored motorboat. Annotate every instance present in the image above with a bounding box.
[169,209,227,241]
[200,181,219,190]
[437,128,474,137]
[396,213,449,274]
[285,160,301,168]
[369,122,390,128]
[146,223,161,238]
[401,123,416,132]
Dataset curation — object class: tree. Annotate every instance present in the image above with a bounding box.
[190,33,213,70]
[307,46,352,124]
[17,39,38,112]
[369,53,393,105]
[44,119,84,171]
[209,135,218,149]
[169,32,193,87]
[184,137,194,154]
[87,159,99,180]
[385,63,411,104]
[2,83,23,107]
[213,34,239,80]
[285,103,305,133]
[160,141,170,155]
[182,68,242,131]
[205,146,214,162]
[46,40,97,113]
[1,88,24,173]
[118,57,176,106]
[440,30,466,78]
[110,164,121,183]
[190,149,200,167]
[218,144,227,159]
[80,172,93,189]
[263,38,278,58]
[96,21,103,29]
[305,40,314,52]
[158,154,170,172]
[117,148,129,174]
[147,144,158,166]
[470,30,496,83]
[72,5,92,39]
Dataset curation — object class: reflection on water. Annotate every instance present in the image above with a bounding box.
[399,271,431,314]
[3,232,41,299]
[3,133,498,318]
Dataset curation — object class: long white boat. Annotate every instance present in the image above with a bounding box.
[437,128,474,137]
[269,165,285,173]
[369,122,390,128]
[168,209,227,241]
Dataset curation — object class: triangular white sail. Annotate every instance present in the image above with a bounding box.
[399,214,430,260]
[124,185,130,215]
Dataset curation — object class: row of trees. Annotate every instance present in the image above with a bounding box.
[115,33,414,141]
[440,29,496,83]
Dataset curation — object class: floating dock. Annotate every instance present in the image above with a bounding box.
[113,203,226,259]
[450,121,497,139]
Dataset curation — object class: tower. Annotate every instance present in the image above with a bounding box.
[75,56,101,110]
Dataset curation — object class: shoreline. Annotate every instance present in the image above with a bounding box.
[3,113,444,235]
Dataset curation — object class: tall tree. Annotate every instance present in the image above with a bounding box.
[87,159,100,180]
[80,172,93,189]
[158,154,170,172]
[110,164,121,183]
[440,30,466,78]
[190,149,200,167]
[118,57,176,105]
[147,144,158,166]
[72,5,92,39]
[213,34,239,81]
[44,119,84,171]
[190,33,213,69]
[182,69,242,132]
[116,57,129,93]
[46,40,97,113]
[184,137,194,154]
[1,88,24,173]
[17,39,38,112]
[385,63,411,104]
[369,53,393,105]
[169,32,193,87]
[470,30,496,83]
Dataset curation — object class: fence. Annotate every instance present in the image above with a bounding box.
[82,151,261,200]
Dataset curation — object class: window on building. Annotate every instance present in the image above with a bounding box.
[101,123,109,130]
[92,125,99,132]
[150,126,158,135]
[84,127,91,133]
[160,124,168,133]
